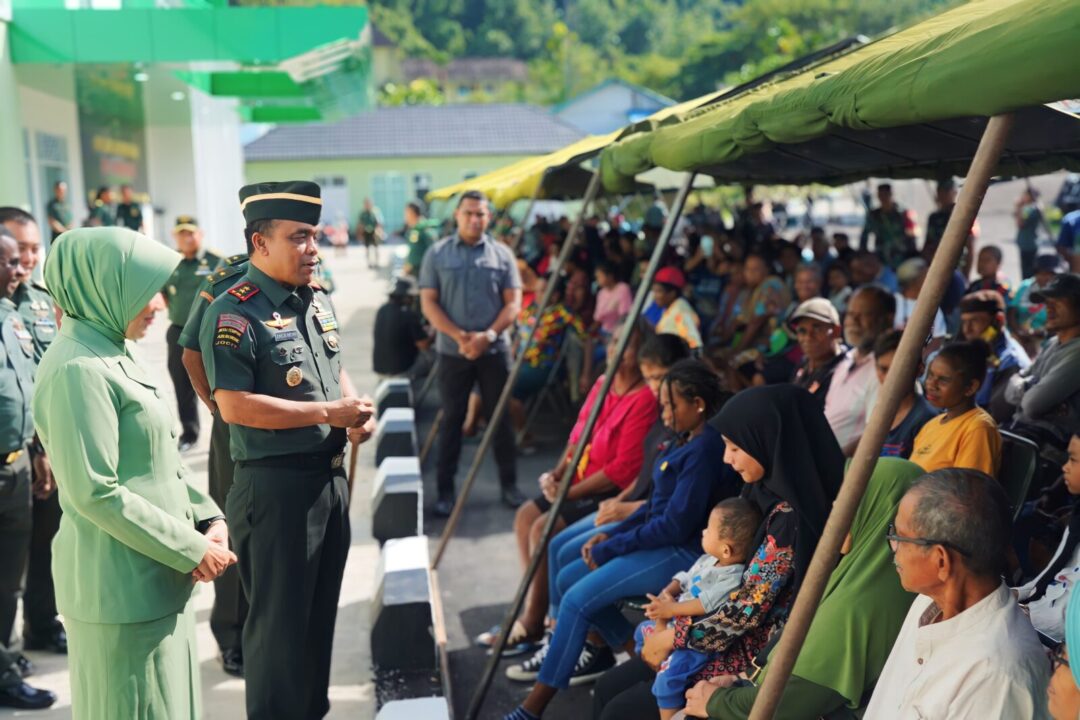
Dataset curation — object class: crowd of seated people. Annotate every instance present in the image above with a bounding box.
[411,184,1080,720]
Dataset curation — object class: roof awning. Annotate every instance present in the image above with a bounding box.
[426,91,728,208]
[9,6,367,65]
[600,0,1080,188]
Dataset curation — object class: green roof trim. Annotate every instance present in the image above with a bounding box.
[175,71,306,99]
[239,105,323,124]
[9,6,368,65]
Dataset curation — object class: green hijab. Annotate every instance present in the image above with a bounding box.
[45,228,180,345]
[764,457,923,707]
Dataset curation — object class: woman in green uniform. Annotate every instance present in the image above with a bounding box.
[32,227,236,719]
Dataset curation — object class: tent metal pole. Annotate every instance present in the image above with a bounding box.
[748,113,1015,720]
[462,172,697,720]
[431,170,603,570]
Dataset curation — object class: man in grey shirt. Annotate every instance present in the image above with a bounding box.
[419,191,524,516]
[1006,273,1080,453]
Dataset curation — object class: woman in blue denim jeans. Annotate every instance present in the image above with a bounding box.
[502,360,741,720]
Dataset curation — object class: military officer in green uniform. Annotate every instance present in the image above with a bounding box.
[0,209,64,656]
[45,182,72,241]
[114,184,144,233]
[0,229,55,710]
[164,216,222,450]
[86,186,114,227]
[201,181,375,719]
[179,248,249,677]
[403,201,439,277]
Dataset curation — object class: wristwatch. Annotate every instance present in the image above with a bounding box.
[483,328,498,343]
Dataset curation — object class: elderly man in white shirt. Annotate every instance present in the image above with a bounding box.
[866,468,1050,720]
[823,285,893,455]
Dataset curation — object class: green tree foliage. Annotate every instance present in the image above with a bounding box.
[237,0,961,103]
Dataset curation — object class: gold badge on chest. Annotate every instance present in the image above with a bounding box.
[286,366,303,387]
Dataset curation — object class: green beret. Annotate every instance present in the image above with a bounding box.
[174,215,199,232]
[239,181,322,226]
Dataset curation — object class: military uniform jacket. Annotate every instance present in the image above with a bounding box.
[0,298,35,451]
[115,202,143,231]
[12,280,57,361]
[164,249,223,327]
[200,264,346,462]
[31,317,220,624]
[178,254,248,352]
[406,218,439,271]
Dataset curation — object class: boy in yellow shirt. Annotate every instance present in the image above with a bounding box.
[912,340,1002,475]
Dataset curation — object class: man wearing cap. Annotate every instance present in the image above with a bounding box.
[788,297,845,400]
[373,276,430,379]
[179,245,250,678]
[0,229,55,710]
[420,190,523,517]
[164,216,222,451]
[403,201,439,278]
[0,210,64,656]
[200,181,375,718]
[1006,273,1080,435]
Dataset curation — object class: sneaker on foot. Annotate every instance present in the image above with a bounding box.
[568,643,615,686]
[505,632,551,682]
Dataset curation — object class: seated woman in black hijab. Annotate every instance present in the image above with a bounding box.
[593,385,844,720]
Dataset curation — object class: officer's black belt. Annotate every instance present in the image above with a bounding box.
[239,450,346,471]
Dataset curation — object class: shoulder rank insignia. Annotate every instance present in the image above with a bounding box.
[227,282,260,302]
[226,254,248,266]
[263,312,294,330]
[209,264,244,286]
[199,290,214,303]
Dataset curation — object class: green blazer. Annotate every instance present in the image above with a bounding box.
[33,318,220,624]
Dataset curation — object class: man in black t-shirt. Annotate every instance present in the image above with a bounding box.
[373,277,430,377]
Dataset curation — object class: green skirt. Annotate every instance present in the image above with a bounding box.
[66,599,200,720]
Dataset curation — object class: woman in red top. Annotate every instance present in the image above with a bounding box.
[506,323,658,647]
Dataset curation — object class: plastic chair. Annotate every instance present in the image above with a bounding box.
[998,429,1040,520]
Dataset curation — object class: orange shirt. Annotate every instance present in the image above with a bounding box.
[910,406,1001,476]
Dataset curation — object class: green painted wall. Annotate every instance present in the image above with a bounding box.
[244,153,535,229]
[0,22,29,208]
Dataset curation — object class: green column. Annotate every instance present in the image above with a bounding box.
[0,21,29,208]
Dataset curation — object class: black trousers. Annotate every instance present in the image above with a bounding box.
[592,655,657,720]
[0,452,32,649]
[166,324,200,441]
[228,457,350,720]
[435,351,517,498]
[22,483,60,634]
[208,413,247,652]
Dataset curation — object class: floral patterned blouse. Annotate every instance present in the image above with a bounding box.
[672,502,797,679]
[517,301,586,369]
